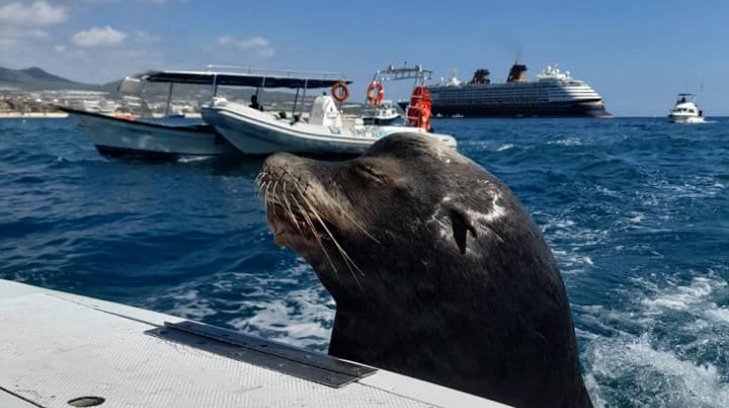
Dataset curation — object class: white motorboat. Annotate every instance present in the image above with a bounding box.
[63,75,237,158]
[668,93,705,124]
[140,67,455,155]
[362,100,401,125]
[62,107,234,158]
[202,94,454,155]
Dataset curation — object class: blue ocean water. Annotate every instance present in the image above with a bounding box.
[1,117,728,407]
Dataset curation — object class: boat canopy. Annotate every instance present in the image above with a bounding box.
[141,69,351,89]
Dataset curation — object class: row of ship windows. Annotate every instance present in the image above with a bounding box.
[435,96,602,103]
[431,88,597,95]
[431,92,598,99]
[434,93,599,101]
[438,98,547,104]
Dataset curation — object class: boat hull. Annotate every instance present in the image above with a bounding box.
[202,104,455,155]
[64,108,237,158]
[668,115,705,124]
[400,100,612,118]
[362,115,401,126]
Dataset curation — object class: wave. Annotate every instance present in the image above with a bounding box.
[579,272,729,407]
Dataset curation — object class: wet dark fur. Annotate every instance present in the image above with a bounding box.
[259,134,593,408]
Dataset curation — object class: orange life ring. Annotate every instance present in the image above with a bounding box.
[331,82,349,102]
[406,86,432,131]
[366,81,384,106]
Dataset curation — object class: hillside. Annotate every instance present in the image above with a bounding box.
[0,67,100,91]
[0,66,370,114]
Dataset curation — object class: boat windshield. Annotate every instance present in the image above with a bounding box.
[676,93,696,103]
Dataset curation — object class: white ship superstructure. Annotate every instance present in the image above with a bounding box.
[425,64,611,118]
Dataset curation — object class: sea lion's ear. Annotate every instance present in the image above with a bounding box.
[448,205,478,255]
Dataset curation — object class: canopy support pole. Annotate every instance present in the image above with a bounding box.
[292,87,300,118]
[164,82,174,123]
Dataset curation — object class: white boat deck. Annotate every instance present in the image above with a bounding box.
[0,279,509,408]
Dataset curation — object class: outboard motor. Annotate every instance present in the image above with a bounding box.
[309,95,342,127]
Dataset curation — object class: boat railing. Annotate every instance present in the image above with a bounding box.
[204,65,347,81]
[373,65,433,82]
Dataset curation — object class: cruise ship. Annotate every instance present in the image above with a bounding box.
[420,64,611,118]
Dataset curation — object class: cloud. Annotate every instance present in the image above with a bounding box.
[72,26,128,47]
[217,35,275,58]
[141,0,190,3]
[0,1,66,26]
[0,26,50,50]
[133,30,161,45]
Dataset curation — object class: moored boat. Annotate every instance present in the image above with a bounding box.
[62,107,234,158]
[63,75,238,159]
[177,66,457,155]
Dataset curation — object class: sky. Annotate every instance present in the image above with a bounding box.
[1,0,728,116]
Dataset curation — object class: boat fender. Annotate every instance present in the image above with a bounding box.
[331,82,350,102]
[113,112,135,121]
[406,86,432,131]
[366,81,384,106]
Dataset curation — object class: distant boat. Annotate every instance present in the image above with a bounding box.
[360,68,402,126]
[668,93,705,124]
[361,100,400,125]
[401,63,612,118]
[62,75,237,159]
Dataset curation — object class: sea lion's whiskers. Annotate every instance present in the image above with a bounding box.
[290,184,345,278]
[285,178,378,244]
[267,181,280,217]
[258,180,270,203]
[254,175,264,200]
[299,193,365,288]
[292,196,339,276]
[255,173,268,196]
[329,199,380,244]
[281,182,302,233]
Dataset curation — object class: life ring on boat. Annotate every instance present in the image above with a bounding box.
[366,81,384,106]
[331,82,350,102]
[406,86,432,131]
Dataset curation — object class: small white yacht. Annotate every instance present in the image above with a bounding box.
[668,93,705,124]
[362,100,401,125]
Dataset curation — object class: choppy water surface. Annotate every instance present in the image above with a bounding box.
[1,117,728,407]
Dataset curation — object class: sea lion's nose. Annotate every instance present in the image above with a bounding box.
[263,152,300,171]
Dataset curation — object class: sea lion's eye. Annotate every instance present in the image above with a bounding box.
[353,163,385,183]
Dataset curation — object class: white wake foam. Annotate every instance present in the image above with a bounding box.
[581,273,729,407]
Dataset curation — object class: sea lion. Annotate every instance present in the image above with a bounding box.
[258,133,593,408]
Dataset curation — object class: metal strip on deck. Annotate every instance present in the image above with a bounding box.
[146,321,376,388]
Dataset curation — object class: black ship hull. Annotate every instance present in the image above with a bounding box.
[398,100,612,119]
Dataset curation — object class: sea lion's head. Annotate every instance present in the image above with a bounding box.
[258,133,536,309]
[257,133,591,407]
